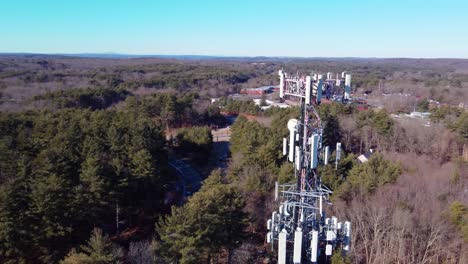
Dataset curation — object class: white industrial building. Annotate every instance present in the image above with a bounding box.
[252,98,291,110]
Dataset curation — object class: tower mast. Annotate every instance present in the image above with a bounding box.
[266,70,351,263]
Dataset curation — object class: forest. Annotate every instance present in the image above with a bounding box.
[0,55,467,263]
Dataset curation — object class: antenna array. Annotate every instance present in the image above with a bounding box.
[267,70,352,263]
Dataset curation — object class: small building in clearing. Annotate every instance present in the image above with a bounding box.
[240,86,274,95]
[357,149,374,163]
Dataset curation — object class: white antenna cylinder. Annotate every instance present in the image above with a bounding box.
[336,142,342,161]
[319,195,323,216]
[326,244,333,256]
[345,73,352,86]
[278,230,287,264]
[324,146,330,165]
[289,132,295,162]
[287,119,298,162]
[274,181,279,201]
[279,71,285,98]
[293,229,303,264]
[345,221,351,237]
[305,75,312,105]
[345,74,352,100]
[310,230,318,262]
[295,146,301,170]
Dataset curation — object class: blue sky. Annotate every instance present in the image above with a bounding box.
[1,0,467,58]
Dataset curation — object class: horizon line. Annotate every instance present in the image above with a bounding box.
[0,52,468,60]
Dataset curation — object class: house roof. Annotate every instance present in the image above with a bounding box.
[357,150,373,163]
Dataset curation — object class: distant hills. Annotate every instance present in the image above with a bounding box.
[0,52,399,61]
[1,53,467,65]
[0,52,219,60]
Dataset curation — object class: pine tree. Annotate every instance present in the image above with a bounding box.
[61,228,123,264]
[29,173,74,262]
[161,97,177,129]
[156,170,247,263]
[336,154,401,200]
[323,115,341,148]
[129,149,154,179]
[0,179,33,263]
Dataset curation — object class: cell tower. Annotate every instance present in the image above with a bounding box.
[266,70,351,263]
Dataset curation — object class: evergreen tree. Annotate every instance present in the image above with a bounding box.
[278,161,294,184]
[29,173,75,262]
[320,153,356,192]
[156,170,247,263]
[0,179,33,264]
[330,249,351,264]
[61,228,123,264]
[129,149,155,179]
[161,96,177,129]
[336,154,401,200]
[322,114,341,149]
[0,109,168,262]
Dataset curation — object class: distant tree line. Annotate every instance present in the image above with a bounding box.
[125,92,226,128]
[33,87,129,110]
